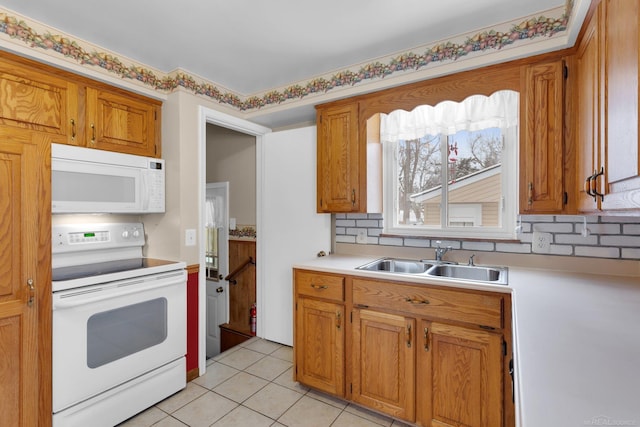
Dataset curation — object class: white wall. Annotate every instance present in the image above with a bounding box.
[206,124,256,226]
[144,89,243,265]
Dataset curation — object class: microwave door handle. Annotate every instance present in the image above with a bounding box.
[141,171,149,211]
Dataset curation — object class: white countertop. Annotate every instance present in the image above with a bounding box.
[294,254,640,427]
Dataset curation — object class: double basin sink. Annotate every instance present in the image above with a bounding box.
[356,258,508,285]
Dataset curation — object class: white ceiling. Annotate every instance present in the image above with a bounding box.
[2,0,567,96]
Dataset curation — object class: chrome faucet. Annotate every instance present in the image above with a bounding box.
[434,241,452,262]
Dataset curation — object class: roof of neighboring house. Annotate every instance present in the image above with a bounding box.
[410,163,501,203]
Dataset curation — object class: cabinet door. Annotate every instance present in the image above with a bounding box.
[0,61,78,143]
[520,60,565,213]
[426,322,502,427]
[294,297,344,396]
[317,103,361,212]
[601,0,640,210]
[0,132,40,426]
[576,6,603,212]
[85,87,160,157]
[352,309,415,421]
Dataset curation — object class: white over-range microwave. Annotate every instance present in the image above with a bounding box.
[51,143,165,214]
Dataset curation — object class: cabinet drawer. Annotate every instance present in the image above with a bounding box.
[352,278,503,329]
[295,270,344,302]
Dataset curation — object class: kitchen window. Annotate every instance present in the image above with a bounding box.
[381,90,519,239]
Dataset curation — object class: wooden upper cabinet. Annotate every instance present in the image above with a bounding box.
[0,59,78,143]
[520,60,566,214]
[85,87,161,157]
[0,50,162,158]
[600,0,640,211]
[576,0,640,213]
[576,5,602,213]
[316,102,363,212]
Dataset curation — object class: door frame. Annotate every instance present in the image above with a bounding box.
[198,107,270,375]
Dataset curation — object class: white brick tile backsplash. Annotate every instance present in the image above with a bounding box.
[462,241,495,251]
[623,224,640,235]
[549,245,573,256]
[339,214,640,260]
[621,248,640,259]
[530,223,573,233]
[495,243,531,253]
[600,235,640,247]
[575,246,620,258]
[335,219,355,227]
[555,234,598,245]
[356,220,380,228]
[336,235,356,244]
[403,239,431,248]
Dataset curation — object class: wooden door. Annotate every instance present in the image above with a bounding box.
[427,323,502,427]
[0,131,45,426]
[85,87,160,157]
[576,5,603,212]
[295,297,344,396]
[601,0,640,210]
[0,59,78,144]
[316,102,361,212]
[352,309,415,421]
[520,60,565,213]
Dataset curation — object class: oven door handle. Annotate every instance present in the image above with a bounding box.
[53,273,185,310]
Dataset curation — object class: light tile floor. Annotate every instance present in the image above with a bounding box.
[119,338,412,427]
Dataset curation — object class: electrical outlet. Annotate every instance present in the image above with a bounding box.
[532,231,552,253]
[356,229,368,244]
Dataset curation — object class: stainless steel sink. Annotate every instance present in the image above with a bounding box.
[356,258,508,284]
[356,258,432,274]
[426,264,507,284]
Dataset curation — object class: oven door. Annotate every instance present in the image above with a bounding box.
[52,270,186,413]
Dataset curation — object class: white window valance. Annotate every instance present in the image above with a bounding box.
[380,90,519,142]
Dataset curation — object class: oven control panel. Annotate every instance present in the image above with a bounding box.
[52,223,145,254]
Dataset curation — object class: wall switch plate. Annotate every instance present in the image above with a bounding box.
[532,231,551,253]
[185,229,197,246]
[356,229,368,244]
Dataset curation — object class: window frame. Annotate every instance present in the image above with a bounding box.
[382,125,519,240]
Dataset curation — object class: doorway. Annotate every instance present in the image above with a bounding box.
[205,124,256,359]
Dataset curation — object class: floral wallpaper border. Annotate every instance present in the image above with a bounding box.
[0,1,572,112]
[229,225,256,240]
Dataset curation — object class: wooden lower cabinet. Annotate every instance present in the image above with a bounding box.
[352,309,415,420]
[293,269,513,427]
[419,322,503,427]
[295,297,345,396]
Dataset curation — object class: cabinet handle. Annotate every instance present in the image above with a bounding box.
[90,123,96,143]
[336,311,342,329]
[406,324,412,348]
[310,284,328,290]
[584,173,595,198]
[27,278,35,307]
[591,167,604,202]
[70,119,76,140]
[423,327,429,351]
[405,297,429,305]
[527,182,533,206]
[351,189,356,206]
